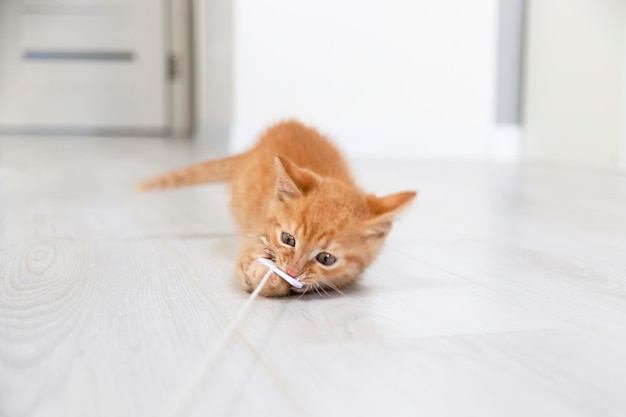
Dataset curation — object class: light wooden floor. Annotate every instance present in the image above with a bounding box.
[1,135,626,417]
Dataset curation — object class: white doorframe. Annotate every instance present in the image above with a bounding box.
[166,0,194,138]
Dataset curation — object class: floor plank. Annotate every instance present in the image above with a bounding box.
[1,136,625,417]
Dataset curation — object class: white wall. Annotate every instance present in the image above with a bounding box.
[523,0,626,170]
[221,0,519,159]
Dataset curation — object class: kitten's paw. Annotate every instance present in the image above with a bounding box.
[241,259,291,297]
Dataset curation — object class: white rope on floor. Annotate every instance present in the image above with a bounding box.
[163,266,274,417]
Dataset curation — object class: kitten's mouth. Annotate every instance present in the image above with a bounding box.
[280,265,308,291]
[289,274,313,293]
[256,257,305,289]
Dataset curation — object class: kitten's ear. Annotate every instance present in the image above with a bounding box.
[365,191,417,237]
[274,156,321,201]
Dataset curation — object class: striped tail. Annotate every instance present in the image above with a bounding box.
[137,155,239,191]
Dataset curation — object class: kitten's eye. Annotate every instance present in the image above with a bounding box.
[316,252,337,266]
[281,232,296,247]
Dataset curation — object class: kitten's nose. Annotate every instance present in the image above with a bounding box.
[286,266,302,278]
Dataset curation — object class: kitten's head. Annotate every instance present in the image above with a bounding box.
[263,156,416,295]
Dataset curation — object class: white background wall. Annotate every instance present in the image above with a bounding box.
[523,0,626,170]
[230,0,510,157]
[196,0,521,159]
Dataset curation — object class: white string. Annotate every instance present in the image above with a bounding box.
[163,267,273,417]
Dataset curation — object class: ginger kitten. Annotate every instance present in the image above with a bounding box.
[139,120,416,297]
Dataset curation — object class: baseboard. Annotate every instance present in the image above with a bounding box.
[229,121,522,161]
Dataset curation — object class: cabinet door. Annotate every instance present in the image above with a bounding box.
[0,0,167,132]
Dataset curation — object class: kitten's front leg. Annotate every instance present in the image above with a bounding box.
[236,237,291,297]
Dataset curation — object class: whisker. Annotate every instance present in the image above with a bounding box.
[317,283,331,297]
[257,236,278,261]
[319,277,346,296]
[313,283,327,298]
[296,288,308,300]
[313,286,322,297]
[296,282,313,299]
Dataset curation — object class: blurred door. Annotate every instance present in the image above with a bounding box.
[0,0,176,134]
